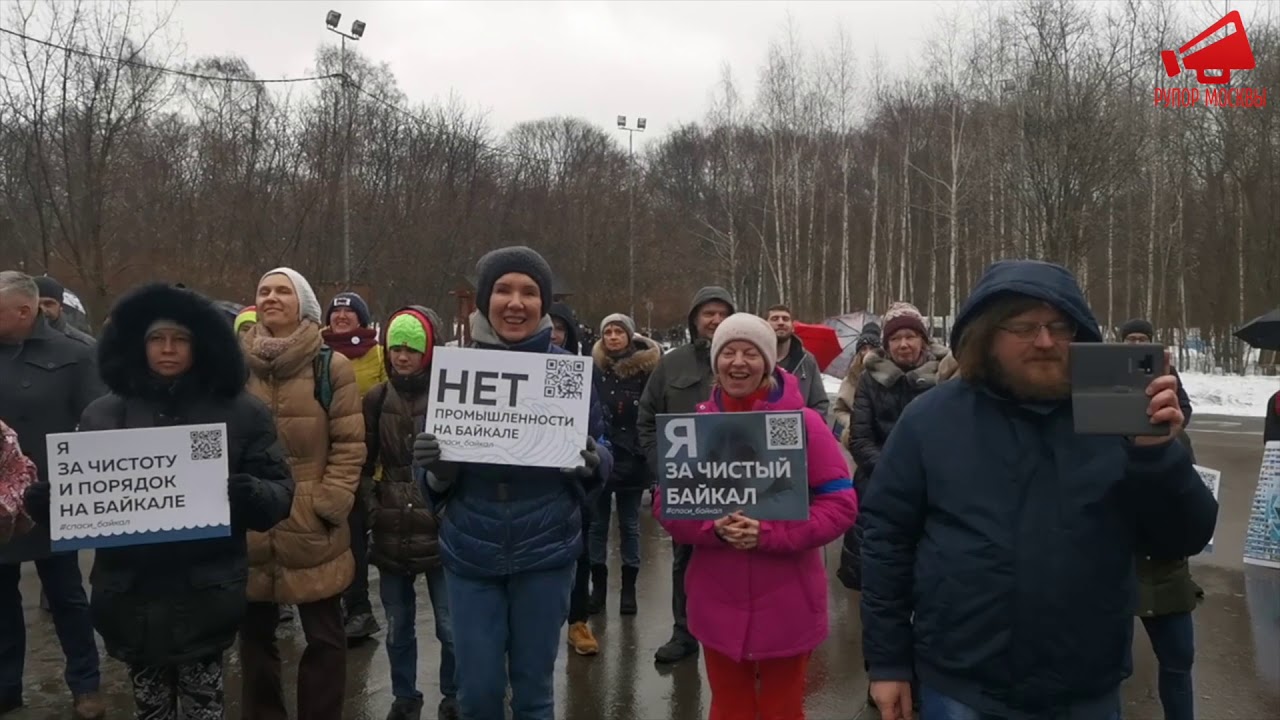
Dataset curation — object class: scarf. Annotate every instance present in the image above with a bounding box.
[252,320,315,361]
[719,384,771,413]
[323,326,379,360]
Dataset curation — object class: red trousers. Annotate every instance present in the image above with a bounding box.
[703,646,810,720]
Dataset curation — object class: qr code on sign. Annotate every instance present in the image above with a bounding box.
[765,414,803,451]
[544,358,586,400]
[189,429,224,462]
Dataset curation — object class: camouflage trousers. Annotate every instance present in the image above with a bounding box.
[128,655,223,720]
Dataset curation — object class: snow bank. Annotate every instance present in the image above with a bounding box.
[820,370,1278,417]
[1179,372,1279,417]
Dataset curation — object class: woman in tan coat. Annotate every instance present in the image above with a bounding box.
[238,267,365,720]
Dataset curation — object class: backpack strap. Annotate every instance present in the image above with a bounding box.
[313,346,334,413]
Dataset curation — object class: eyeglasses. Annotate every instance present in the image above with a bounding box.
[998,320,1076,342]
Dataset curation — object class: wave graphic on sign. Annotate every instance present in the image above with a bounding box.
[480,396,581,467]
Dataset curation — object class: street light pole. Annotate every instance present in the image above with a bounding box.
[340,34,349,288]
[616,115,646,318]
[325,10,366,288]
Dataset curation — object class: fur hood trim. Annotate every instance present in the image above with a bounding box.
[864,343,952,388]
[592,335,662,379]
[98,283,247,399]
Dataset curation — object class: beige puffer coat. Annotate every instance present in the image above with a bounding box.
[242,321,366,604]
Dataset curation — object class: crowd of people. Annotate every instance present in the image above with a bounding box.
[0,250,1249,720]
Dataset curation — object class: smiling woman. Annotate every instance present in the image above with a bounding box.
[411,245,614,720]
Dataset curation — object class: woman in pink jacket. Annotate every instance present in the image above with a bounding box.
[657,313,858,720]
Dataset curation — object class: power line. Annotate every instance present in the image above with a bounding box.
[2,23,550,165]
[0,26,339,85]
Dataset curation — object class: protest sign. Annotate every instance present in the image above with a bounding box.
[657,411,809,521]
[1243,441,1280,569]
[427,347,593,468]
[45,423,231,551]
[1192,464,1222,553]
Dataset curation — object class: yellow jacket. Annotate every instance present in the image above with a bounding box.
[346,344,388,398]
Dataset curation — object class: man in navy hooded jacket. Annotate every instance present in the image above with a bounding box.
[410,246,612,720]
[860,260,1218,720]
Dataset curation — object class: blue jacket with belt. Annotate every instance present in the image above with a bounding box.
[427,314,611,579]
[859,260,1219,717]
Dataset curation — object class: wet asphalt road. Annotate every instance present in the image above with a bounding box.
[10,414,1280,719]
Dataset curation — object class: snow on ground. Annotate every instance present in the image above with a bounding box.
[820,371,1279,417]
[1179,371,1280,417]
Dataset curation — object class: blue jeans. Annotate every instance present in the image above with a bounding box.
[587,488,642,568]
[1140,612,1195,720]
[379,567,456,701]
[0,553,101,699]
[919,685,1122,720]
[446,564,572,720]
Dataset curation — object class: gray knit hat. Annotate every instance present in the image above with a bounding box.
[600,313,636,338]
[145,319,191,338]
[475,246,553,317]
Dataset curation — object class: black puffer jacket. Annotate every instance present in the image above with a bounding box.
[80,283,294,666]
[362,306,446,575]
[849,344,951,489]
[593,334,662,490]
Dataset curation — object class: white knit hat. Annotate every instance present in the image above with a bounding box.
[258,267,322,325]
[711,313,778,376]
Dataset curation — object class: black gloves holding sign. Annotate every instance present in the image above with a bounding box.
[562,437,601,480]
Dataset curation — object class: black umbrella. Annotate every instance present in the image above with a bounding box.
[1234,308,1280,350]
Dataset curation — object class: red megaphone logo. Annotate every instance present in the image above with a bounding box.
[1161,10,1256,85]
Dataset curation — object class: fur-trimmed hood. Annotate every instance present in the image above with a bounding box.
[98,283,248,399]
[592,335,662,379]
[864,343,952,389]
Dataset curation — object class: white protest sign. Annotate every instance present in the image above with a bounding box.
[46,423,231,550]
[428,347,593,468]
[1192,464,1222,553]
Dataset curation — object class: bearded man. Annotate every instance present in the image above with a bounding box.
[859,260,1218,720]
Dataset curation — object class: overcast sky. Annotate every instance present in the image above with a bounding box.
[151,0,1271,144]
[166,0,944,141]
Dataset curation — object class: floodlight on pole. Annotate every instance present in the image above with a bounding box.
[324,10,367,288]
[616,114,648,318]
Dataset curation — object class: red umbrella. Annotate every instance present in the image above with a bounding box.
[793,322,842,373]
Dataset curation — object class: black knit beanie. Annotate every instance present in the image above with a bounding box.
[475,246,553,317]
[327,292,371,327]
[1119,318,1155,340]
[35,276,65,302]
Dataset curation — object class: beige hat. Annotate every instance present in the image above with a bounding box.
[711,313,778,376]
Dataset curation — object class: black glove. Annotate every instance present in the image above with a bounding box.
[23,482,51,527]
[228,473,260,510]
[562,437,600,480]
[412,432,442,469]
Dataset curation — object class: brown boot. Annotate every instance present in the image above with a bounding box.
[72,692,105,720]
[566,621,599,656]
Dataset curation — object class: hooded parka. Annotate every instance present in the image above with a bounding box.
[849,344,952,489]
[78,283,294,666]
[593,334,662,490]
[362,306,447,575]
[637,286,736,470]
[241,318,365,604]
